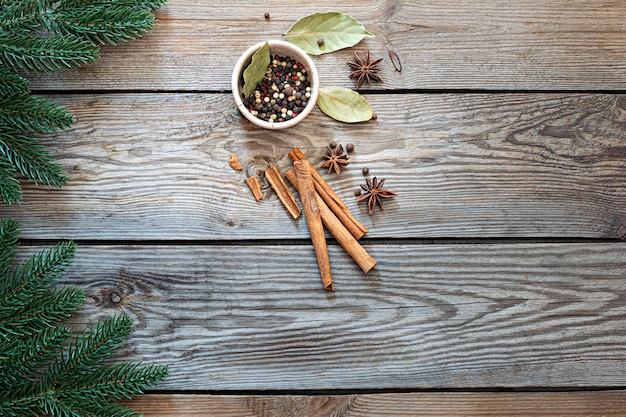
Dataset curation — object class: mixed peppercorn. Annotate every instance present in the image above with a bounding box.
[243,55,312,123]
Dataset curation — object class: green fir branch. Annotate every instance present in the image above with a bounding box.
[0,326,72,390]
[0,32,100,72]
[0,68,30,97]
[72,402,140,417]
[59,0,168,11]
[0,220,168,416]
[0,1,166,204]
[43,314,134,388]
[0,94,74,133]
[0,0,53,31]
[64,361,168,400]
[0,127,67,187]
[0,286,85,337]
[33,362,167,417]
[0,218,19,277]
[0,158,20,204]
[52,5,155,46]
[0,240,77,314]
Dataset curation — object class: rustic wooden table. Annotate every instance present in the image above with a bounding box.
[5,1,626,415]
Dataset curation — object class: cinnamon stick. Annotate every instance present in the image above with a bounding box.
[286,169,377,273]
[288,147,368,240]
[245,176,263,201]
[294,160,334,291]
[265,165,301,219]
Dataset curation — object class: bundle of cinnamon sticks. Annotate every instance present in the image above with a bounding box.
[263,147,376,291]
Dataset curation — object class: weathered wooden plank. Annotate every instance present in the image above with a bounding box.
[5,93,625,240]
[25,0,626,91]
[127,391,626,417]
[29,243,625,390]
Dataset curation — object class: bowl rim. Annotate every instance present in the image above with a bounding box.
[231,40,319,130]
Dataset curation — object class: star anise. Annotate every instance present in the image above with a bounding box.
[356,177,396,215]
[347,51,383,89]
[321,144,349,175]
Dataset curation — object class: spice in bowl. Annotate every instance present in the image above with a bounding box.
[232,40,319,130]
[243,55,312,124]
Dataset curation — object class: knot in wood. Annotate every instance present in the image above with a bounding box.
[109,291,122,304]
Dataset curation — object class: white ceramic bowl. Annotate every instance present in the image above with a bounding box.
[232,40,319,130]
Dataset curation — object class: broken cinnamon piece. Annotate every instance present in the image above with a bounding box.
[245,176,263,201]
[294,160,334,291]
[229,153,243,171]
[265,165,301,219]
[286,169,376,273]
[289,147,368,239]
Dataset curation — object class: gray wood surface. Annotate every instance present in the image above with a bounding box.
[26,243,621,390]
[25,0,626,91]
[5,93,625,240]
[7,0,626,412]
[127,391,626,417]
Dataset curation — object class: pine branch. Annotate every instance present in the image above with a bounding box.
[0,222,169,416]
[0,32,99,72]
[53,5,155,46]
[0,94,74,133]
[43,314,134,389]
[0,1,166,204]
[67,362,168,399]
[0,326,72,391]
[0,68,30,97]
[31,363,168,417]
[0,218,19,279]
[0,159,21,205]
[0,127,67,187]
[0,0,53,29]
[60,0,168,11]
[46,362,168,415]
[0,286,85,337]
[0,240,77,316]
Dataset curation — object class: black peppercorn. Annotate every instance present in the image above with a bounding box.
[243,54,312,123]
[362,167,369,175]
[354,188,362,196]
[264,12,270,19]
[329,141,337,149]
[346,143,354,153]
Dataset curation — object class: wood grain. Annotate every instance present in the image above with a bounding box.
[25,0,626,91]
[7,0,625,410]
[5,93,625,240]
[25,243,625,390]
[127,392,626,417]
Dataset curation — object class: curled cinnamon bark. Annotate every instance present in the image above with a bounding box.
[294,161,334,291]
[286,169,376,274]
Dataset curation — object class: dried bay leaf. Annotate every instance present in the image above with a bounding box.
[284,12,374,55]
[242,41,270,99]
[317,86,373,123]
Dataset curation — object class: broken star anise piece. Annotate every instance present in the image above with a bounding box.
[321,143,349,175]
[347,51,383,89]
[356,176,397,215]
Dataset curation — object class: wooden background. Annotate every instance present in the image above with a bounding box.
[5,1,626,415]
